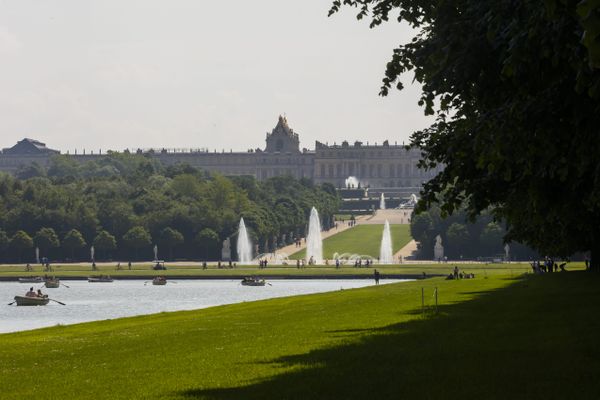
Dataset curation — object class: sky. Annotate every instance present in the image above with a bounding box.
[0,0,431,153]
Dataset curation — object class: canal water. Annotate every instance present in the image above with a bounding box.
[0,279,405,333]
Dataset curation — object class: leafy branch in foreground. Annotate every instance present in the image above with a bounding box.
[331,0,600,268]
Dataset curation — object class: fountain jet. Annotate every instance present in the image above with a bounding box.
[380,220,393,264]
[380,193,386,210]
[237,218,252,264]
[306,207,323,264]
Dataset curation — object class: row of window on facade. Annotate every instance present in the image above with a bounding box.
[318,149,414,158]
[259,168,308,180]
[317,163,436,178]
[262,157,309,165]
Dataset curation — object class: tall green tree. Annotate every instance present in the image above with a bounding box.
[93,230,117,260]
[332,0,600,268]
[445,223,470,259]
[10,230,33,262]
[158,227,184,260]
[0,229,9,259]
[63,229,87,260]
[195,228,219,259]
[122,226,152,260]
[33,228,60,257]
[480,223,505,255]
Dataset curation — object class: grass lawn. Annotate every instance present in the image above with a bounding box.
[289,224,413,260]
[1,269,598,399]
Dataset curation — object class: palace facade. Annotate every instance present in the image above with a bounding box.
[0,116,441,189]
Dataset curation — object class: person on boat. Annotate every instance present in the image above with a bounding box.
[26,287,37,297]
[37,289,44,297]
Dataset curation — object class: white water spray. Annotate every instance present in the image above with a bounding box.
[237,218,252,264]
[380,220,393,264]
[306,207,323,264]
[380,193,386,209]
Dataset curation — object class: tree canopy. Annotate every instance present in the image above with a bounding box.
[63,229,87,259]
[0,153,340,262]
[331,0,600,268]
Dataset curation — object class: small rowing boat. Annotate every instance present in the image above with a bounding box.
[241,277,266,286]
[45,278,60,288]
[14,295,49,306]
[88,275,114,283]
[152,277,167,285]
[18,277,43,283]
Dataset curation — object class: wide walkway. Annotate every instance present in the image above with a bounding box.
[394,239,419,262]
[361,208,413,225]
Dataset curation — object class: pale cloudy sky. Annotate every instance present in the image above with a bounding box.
[0,0,430,153]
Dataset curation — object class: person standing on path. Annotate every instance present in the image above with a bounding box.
[374,269,380,285]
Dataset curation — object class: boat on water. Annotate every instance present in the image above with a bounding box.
[18,277,43,283]
[44,278,60,288]
[241,277,266,286]
[88,275,114,283]
[152,276,167,285]
[13,295,49,306]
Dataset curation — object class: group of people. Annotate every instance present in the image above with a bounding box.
[446,266,475,280]
[353,258,373,267]
[25,287,46,298]
[24,261,51,271]
[115,262,133,270]
[217,261,236,269]
[258,259,269,268]
[531,258,567,273]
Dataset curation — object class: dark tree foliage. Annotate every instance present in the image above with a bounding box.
[92,230,117,261]
[195,228,220,260]
[33,227,60,257]
[0,230,9,253]
[62,229,87,260]
[122,226,152,260]
[10,230,33,262]
[410,205,538,260]
[158,227,184,260]
[331,0,600,269]
[0,153,340,262]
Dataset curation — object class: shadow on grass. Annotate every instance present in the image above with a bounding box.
[179,272,600,400]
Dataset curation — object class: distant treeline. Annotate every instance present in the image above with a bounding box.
[0,154,340,262]
[410,205,538,261]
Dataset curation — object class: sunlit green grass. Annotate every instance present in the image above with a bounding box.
[0,262,574,278]
[289,224,413,260]
[1,270,598,399]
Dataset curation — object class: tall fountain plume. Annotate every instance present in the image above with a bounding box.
[380,220,393,264]
[306,207,323,264]
[380,193,386,210]
[237,217,252,264]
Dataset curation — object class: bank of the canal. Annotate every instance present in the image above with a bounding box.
[0,261,559,280]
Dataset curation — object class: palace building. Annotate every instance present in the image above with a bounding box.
[0,116,441,189]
